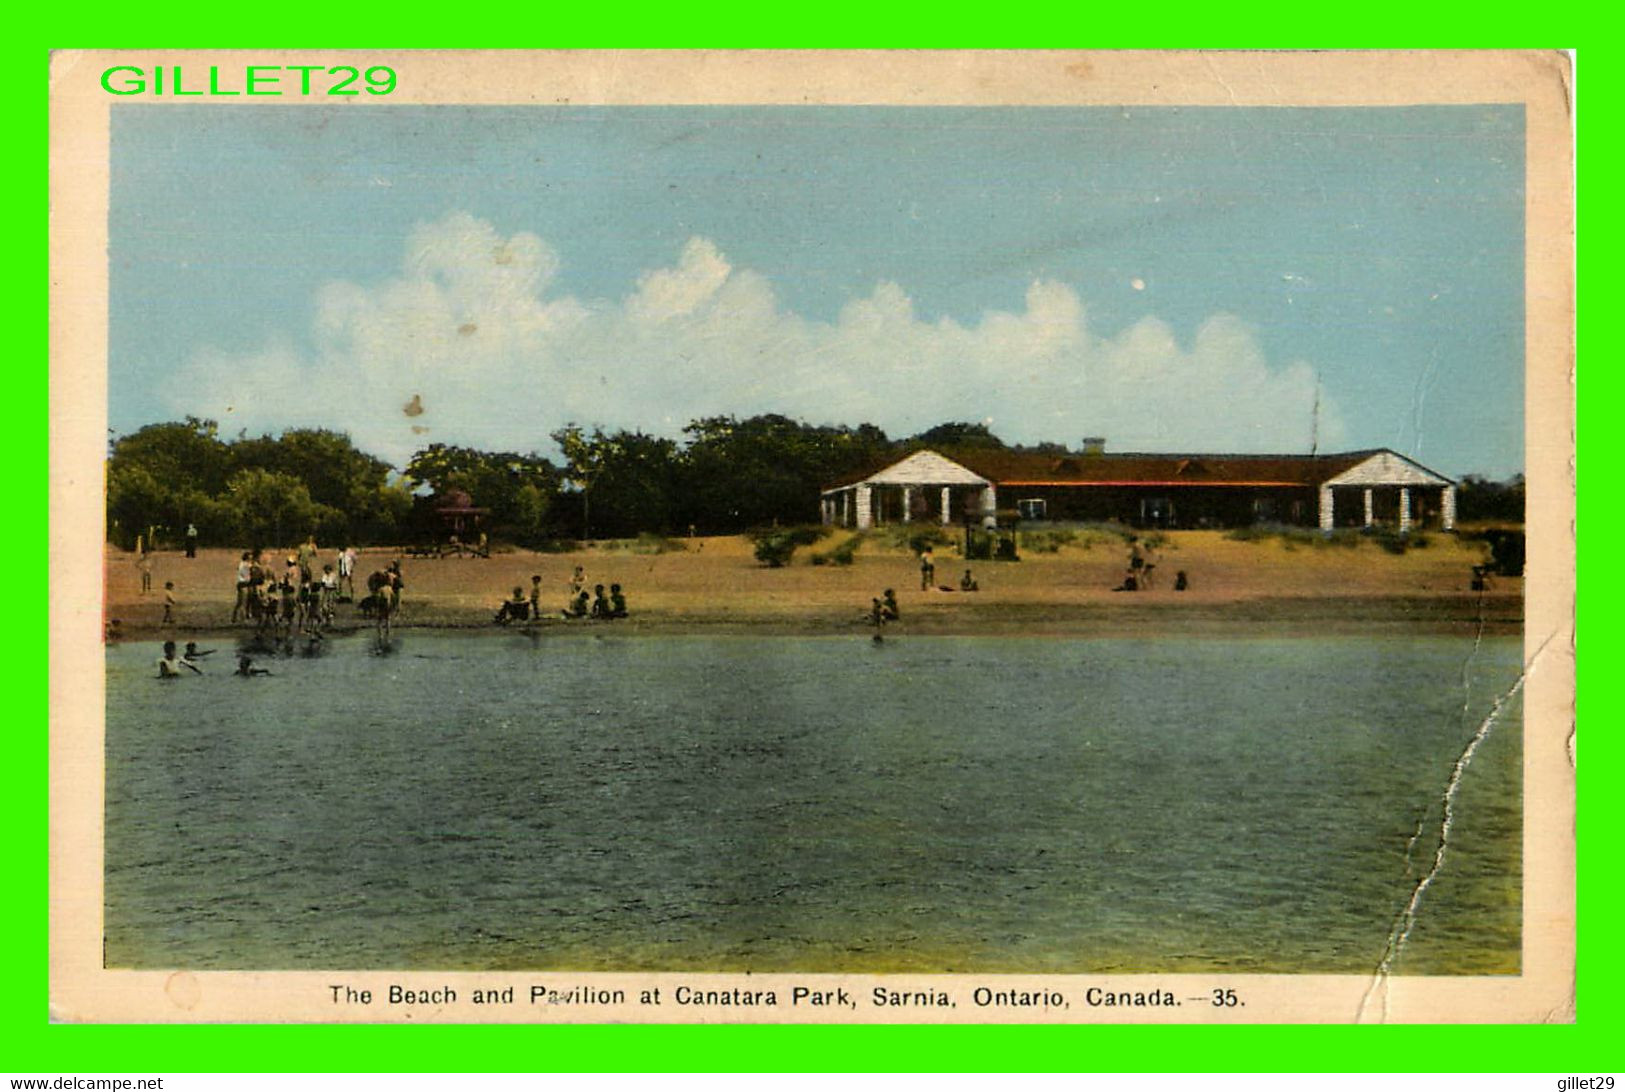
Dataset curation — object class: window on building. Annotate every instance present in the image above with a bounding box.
[1017,498,1047,520]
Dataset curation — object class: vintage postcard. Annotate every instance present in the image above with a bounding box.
[49,50,1574,1023]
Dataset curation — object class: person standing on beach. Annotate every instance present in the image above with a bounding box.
[338,545,357,601]
[232,552,252,622]
[185,523,198,558]
[161,581,177,625]
[297,535,317,585]
[569,565,585,599]
[529,575,543,622]
[388,559,404,608]
[137,548,154,595]
[919,547,936,591]
[319,563,339,624]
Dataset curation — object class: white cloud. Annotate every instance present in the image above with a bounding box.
[163,211,1343,465]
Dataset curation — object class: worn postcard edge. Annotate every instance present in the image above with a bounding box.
[47,49,1577,1025]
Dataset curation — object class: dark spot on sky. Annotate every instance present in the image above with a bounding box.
[403,394,424,417]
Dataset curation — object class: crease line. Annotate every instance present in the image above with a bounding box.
[1357,624,1556,1023]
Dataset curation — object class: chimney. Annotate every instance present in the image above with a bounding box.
[1081,437,1106,455]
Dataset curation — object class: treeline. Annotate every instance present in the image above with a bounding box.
[1454,474,1526,524]
[106,417,1527,549]
[104,416,1019,549]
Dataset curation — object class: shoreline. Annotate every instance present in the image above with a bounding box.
[109,593,1523,641]
[104,534,1525,642]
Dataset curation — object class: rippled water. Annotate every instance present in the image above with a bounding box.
[105,632,1522,973]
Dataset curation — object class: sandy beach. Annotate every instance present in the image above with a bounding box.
[103,529,1522,639]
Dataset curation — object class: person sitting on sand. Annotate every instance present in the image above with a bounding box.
[104,618,122,643]
[564,589,590,618]
[881,588,900,621]
[960,569,979,592]
[157,640,201,678]
[494,586,530,625]
[1112,568,1138,592]
[569,566,586,598]
[234,655,271,677]
[870,597,886,629]
[1174,570,1189,591]
[591,584,610,619]
[609,583,628,619]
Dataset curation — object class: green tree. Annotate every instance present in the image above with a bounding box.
[225,468,329,549]
[551,425,680,539]
[108,418,233,497]
[232,428,398,542]
[908,421,1007,450]
[678,415,894,533]
[404,443,561,539]
[105,463,169,550]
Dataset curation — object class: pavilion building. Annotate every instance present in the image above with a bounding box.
[819,446,1456,533]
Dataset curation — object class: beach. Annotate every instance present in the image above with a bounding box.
[104,529,1522,639]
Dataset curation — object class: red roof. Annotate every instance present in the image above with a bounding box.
[826,448,1388,490]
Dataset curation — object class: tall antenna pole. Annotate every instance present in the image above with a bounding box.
[1310,373,1321,457]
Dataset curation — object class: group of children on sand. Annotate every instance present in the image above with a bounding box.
[494,567,630,625]
[1113,537,1189,592]
[231,540,349,638]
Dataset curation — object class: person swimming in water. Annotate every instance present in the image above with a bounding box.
[157,640,202,678]
[183,641,216,661]
[234,655,271,676]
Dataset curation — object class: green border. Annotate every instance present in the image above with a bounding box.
[21,14,1605,1074]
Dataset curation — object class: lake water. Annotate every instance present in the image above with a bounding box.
[105,632,1522,973]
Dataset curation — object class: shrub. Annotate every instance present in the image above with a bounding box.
[871,524,952,553]
[632,532,683,554]
[531,538,581,554]
[753,533,798,567]
[1018,529,1078,554]
[811,533,864,566]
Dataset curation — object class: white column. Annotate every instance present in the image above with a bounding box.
[1362,488,1374,528]
[940,487,952,524]
[1318,485,1335,532]
[841,491,851,527]
[855,484,873,530]
[901,486,913,523]
[821,497,832,526]
[1399,487,1412,534]
[1441,485,1457,531]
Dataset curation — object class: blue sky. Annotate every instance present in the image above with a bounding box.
[110,104,1525,477]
